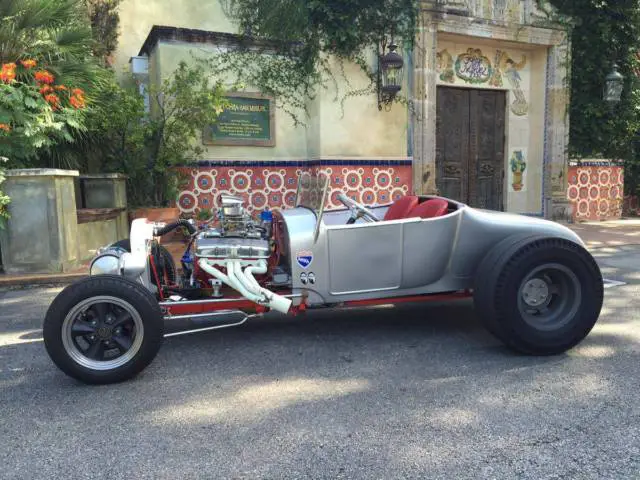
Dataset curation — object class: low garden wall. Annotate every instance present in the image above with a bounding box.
[0,170,128,274]
[77,208,128,262]
[75,174,129,262]
[567,160,624,222]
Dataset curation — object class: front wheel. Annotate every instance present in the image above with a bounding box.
[474,236,604,355]
[43,275,164,384]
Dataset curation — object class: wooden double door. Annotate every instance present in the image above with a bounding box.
[435,87,506,211]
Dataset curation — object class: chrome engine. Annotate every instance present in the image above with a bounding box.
[89,193,293,314]
[194,194,271,264]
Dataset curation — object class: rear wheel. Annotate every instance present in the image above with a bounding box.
[473,236,603,355]
[43,275,164,384]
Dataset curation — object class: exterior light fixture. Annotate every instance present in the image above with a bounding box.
[604,63,624,106]
[378,42,404,110]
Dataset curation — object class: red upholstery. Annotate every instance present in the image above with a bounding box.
[383,195,419,221]
[409,198,449,219]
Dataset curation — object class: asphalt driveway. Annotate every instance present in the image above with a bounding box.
[1,258,640,479]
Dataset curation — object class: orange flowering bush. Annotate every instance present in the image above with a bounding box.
[0,59,88,164]
[20,59,36,69]
[1,63,16,83]
[34,70,54,84]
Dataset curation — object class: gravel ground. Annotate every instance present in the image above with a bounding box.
[1,256,639,479]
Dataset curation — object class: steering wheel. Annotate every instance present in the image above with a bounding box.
[337,193,380,224]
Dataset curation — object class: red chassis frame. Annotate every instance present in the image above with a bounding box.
[159,290,473,318]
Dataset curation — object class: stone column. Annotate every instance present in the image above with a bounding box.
[544,34,572,220]
[0,169,80,273]
[412,10,439,195]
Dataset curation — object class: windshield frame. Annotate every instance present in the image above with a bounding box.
[294,171,331,241]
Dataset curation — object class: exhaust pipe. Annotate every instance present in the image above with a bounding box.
[198,259,292,314]
[163,310,250,337]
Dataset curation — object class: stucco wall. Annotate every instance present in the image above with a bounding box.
[317,55,408,159]
[151,41,408,161]
[115,0,235,74]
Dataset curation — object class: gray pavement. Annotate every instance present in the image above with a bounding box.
[1,253,640,479]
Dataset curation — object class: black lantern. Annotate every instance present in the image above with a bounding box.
[378,43,404,110]
[604,63,624,106]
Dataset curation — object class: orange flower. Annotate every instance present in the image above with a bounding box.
[44,93,60,109]
[0,71,15,83]
[54,85,67,91]
[0,123,11,132]
[71,88,85,97]
[39,85,53,94]
[70,95,86,109]
[20,59,37,69]
[1,63,16,83]
[34,70,54,85]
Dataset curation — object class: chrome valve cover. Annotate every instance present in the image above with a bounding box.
[195,236,270,260]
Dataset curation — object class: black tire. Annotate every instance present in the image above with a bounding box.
[473,234,547,339]
[111,238,177,285]
[473,236,604,355]
[43,275,164,384]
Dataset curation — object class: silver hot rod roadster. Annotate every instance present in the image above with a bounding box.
[43,172,604,384]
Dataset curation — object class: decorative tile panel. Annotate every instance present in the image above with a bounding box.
[175,161,412,215]
[567,165,624,221]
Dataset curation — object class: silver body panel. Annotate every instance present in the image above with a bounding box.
[280,198,584,306]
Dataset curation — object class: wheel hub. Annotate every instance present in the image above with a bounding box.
[96,326,113,340]
[521,278,550,307]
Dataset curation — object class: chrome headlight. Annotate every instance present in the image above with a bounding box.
[90,251,122,276]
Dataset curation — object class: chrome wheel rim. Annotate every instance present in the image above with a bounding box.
[61,296,144,371]
[517,263,582,331]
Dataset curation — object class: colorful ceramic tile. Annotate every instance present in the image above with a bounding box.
[567,166,624,221]
[174,162,412,215]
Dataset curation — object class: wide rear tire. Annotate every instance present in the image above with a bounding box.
[473,236,603,355]
[43,275,164,384]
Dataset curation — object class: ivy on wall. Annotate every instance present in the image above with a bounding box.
[540,1,640,169]
[214,0,419,124]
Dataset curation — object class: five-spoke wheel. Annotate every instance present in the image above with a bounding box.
[44,275,164,384]
[61,296,144,371]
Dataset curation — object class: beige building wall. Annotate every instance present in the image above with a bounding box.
[116,0,410,163]
[149,41,409,162]
[114,0,235,74]
[317,56,408,160]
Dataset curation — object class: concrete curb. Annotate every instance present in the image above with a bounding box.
[0,273,87,290]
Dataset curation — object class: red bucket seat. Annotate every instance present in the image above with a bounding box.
[383,195,419,221]
[409,198,449,219]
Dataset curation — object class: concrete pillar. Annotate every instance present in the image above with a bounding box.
[544,35,572,220]
[0,169,79,273]
[412,11,439,195]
